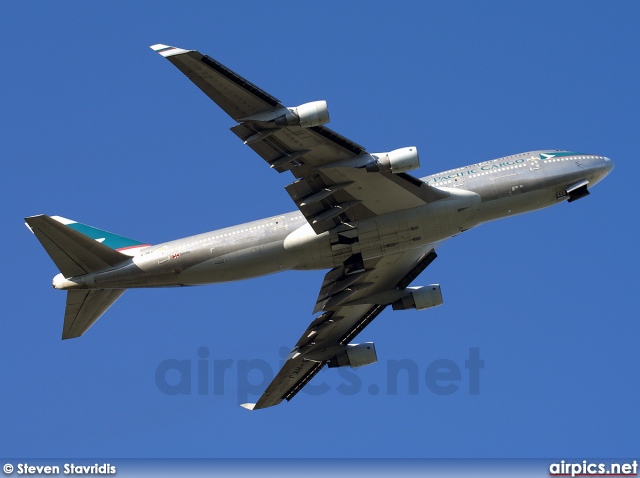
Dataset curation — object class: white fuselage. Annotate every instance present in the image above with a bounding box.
[55,151,613,291]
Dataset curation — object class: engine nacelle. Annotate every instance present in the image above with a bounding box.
[392,285,443,310]
[274,100,330,128]
[327,342,377,368]
[366,146,420,174]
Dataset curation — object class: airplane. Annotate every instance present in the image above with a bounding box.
[25,43,614,410]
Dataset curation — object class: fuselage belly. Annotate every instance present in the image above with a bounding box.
[56,151,612,291]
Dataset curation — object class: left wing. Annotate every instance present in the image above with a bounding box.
[242,247,439,410]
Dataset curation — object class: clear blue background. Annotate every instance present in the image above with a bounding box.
[2,1,638,458]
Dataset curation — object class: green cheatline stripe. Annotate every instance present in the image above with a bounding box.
[540,151,583,159]
[156,46,174,52]
[66,223,146,250]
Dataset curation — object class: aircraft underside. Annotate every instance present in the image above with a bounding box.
[24,42,613,409]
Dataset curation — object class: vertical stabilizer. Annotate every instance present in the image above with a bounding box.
[24,214,135,339]
[25,215,131,277]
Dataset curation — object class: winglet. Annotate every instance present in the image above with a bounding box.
[240,403,256,411]
[150,44,191,58]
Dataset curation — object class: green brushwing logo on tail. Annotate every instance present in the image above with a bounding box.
[51,216,150,251]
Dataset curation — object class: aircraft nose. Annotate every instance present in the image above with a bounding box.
[603,156,615,174]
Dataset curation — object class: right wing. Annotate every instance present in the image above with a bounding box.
[150,45,285,124]
[151,44,448,234]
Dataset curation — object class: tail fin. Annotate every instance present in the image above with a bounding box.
[49,216,151,255]
[24,215,145,339]
[25,215,133,277]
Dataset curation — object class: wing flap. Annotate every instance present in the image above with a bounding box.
[229,122,364,176]
[285,168,449,234]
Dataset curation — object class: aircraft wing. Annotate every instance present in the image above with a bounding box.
[151,44,448,234]
[151,44,446,409]
[242,247,438,410]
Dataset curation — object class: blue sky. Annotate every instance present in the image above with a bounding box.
[2,1,638,460]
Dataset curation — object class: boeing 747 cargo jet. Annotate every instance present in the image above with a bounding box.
[25,44,614,410]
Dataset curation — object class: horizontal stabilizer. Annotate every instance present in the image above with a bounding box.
[25,215,129,277]
[63,289,126,339]
[240,403,256,411]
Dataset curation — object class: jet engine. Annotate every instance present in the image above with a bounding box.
[366,147,420,173]
[274,101,330,127]
[392,285,443,310]
[327,342,377,368]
